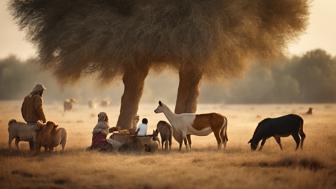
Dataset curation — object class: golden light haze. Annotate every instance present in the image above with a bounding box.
[287,0,336,55]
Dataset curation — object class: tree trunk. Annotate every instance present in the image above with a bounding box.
[174,64,203,149]
[116,64,150,129]
[175,65,203,114]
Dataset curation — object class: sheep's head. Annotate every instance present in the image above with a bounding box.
[36,120,45,130]
[46,121,58,130]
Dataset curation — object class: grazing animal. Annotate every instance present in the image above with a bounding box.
[155,121,173,151]
[100,100,111,107]
[248,114,305,151]
[154,101,228,150]
[7,119,43,151]
[305,107,313,115]
[88,100,96,109]
[63,98,76,112]
[36,121,67,152]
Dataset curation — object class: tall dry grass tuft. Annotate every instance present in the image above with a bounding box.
[243,156,326,172]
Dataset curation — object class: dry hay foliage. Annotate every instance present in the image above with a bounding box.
[11,0,308,82]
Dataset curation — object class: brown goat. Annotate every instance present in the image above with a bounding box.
[155,121,172,151]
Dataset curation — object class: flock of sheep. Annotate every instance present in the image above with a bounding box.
[63,98,112,112]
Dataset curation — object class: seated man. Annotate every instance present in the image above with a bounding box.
[136,118,148,136]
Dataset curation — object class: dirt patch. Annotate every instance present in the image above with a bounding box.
[328,169,336,176]
[140,183,152,189]
[138,157,157,165]
[54,178,70,185]
[192,158,203,163]
[12,170,34,178]
[243,156,325,171]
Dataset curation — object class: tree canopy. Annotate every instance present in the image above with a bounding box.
[11,0,309,82]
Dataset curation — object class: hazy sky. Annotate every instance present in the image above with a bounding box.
[0,0,335,60]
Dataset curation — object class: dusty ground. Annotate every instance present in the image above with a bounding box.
[0,101,335,189]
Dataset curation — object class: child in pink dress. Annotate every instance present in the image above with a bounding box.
[90,112,112,151]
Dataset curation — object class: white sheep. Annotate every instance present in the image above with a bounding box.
[7,119,43,151]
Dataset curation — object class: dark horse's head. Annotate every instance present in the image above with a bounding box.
[248,120,269,151]
[248,138,258,151]
[248,124,261,151]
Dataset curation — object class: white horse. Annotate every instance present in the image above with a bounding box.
[154,101,228,150]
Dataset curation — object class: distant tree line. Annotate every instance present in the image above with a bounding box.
[203,49,336,103]
[0,49,335,103]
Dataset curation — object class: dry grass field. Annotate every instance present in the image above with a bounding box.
[0,101,335,189]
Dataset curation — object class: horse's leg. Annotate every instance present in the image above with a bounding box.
[223,128,228,149]
[180,131,189,151]
[274,136,283,150]
[161,139,164,150]
[219,127,224,149]
[186,135,192,150]
[169,139,172,151]
[213,129,222,150]
[292,133,300,150]
[220,126,228,149]
[299,127,306,150]
[164,141,168,150]
[160,134,164,150]
[168,136,172,151]
[183,138,189,150]
[179,142,182,151]
[176,132,184,151]
[258,138,266,151]
[219,117,228,149]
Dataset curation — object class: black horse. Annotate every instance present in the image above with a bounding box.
[248,114,305,151]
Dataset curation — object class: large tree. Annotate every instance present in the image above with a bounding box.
[11,0,309,129]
